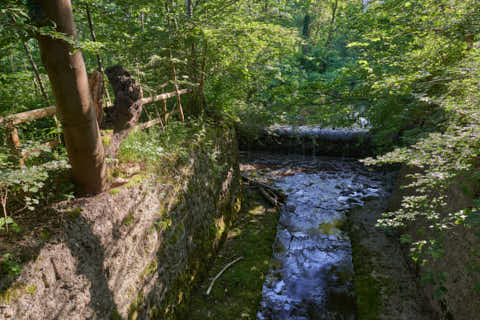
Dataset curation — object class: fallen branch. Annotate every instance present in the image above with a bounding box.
[0,106,56,126]
[136,117,164,131]
[241,174,287,201]
[259,187,280,207]
[206,257,244,296]
[140,88,192,105]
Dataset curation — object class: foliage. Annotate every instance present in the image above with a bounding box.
[0,139,73,233]
[358,0,480,296]
[0,217,19,233]
[0,253,23,276]
[1,0,479,303]
[0,0,301,235]
[118,119,213,167]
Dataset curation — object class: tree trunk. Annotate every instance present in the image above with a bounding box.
[301,14,312,56]
[198,41,208,114]
[85,3,103,73]
[22,41,49,102]
[325,0,338,49]
[302,14,311,39]
[85,3,112,105]
[186,0,193,18]
[88,71,104,125]
[24,58,40,95]
[169,47,185,122]
[31,0,106,195]
[9,49,15,72]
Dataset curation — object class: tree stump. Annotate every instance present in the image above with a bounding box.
[104,65,143,157]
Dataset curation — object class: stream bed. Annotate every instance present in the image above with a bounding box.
[240,152,390,320]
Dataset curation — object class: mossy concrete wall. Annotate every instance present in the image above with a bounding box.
[238,126,373,157]
[347,198,434,320]
[0,126,241,320]
[388,165,480,320]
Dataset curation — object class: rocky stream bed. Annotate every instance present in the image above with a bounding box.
[238,151,434,320]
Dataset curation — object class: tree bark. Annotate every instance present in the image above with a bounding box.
[31,0,106,195]
[325,0,338,49]
[85,3,103,73]
[88,71,104,125]
[301,14,312,56]
[85,3,112,105]
[22,41,49,102]
[186,0,193,18]
[302,14,311,39]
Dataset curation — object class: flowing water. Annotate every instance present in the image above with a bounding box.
[240,152,389,320]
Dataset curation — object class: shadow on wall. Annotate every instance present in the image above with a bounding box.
[0,125,241,320]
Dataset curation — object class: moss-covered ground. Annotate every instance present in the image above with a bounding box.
[347,205,383,320]
[186,186,279,320]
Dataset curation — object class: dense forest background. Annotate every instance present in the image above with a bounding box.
[1,0,479,300]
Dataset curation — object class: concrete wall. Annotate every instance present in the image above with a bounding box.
[0,126,241,320]
[388,166,480,320]
[239,126,373,157]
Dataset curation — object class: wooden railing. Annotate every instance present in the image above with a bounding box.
[1,87,193,165]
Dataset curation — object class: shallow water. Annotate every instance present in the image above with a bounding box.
[240,152,388,320]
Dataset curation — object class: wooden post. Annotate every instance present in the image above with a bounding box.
[7,126,24,167]
[169,47,185,122]
[153,102,165,130]
[198,41,208,114]
[162,99,169,124]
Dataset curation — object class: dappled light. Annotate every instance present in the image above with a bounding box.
[1,0,479,319]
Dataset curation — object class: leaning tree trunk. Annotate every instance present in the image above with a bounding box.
[31,0,106,194]
[103,65,143,158]
[325,0,338,49]
[301,14,312,56]
[22,41,49,103]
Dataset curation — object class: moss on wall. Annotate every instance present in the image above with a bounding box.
[0,125,241,320]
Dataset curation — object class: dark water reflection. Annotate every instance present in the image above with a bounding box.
[240,152,388,320]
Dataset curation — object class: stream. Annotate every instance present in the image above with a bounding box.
[240,151,390,320]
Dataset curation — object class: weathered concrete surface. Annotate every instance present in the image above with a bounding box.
[239,125,372,157]
[388,166,480,320]
[0,126,241,320]
[347,197,435,320]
